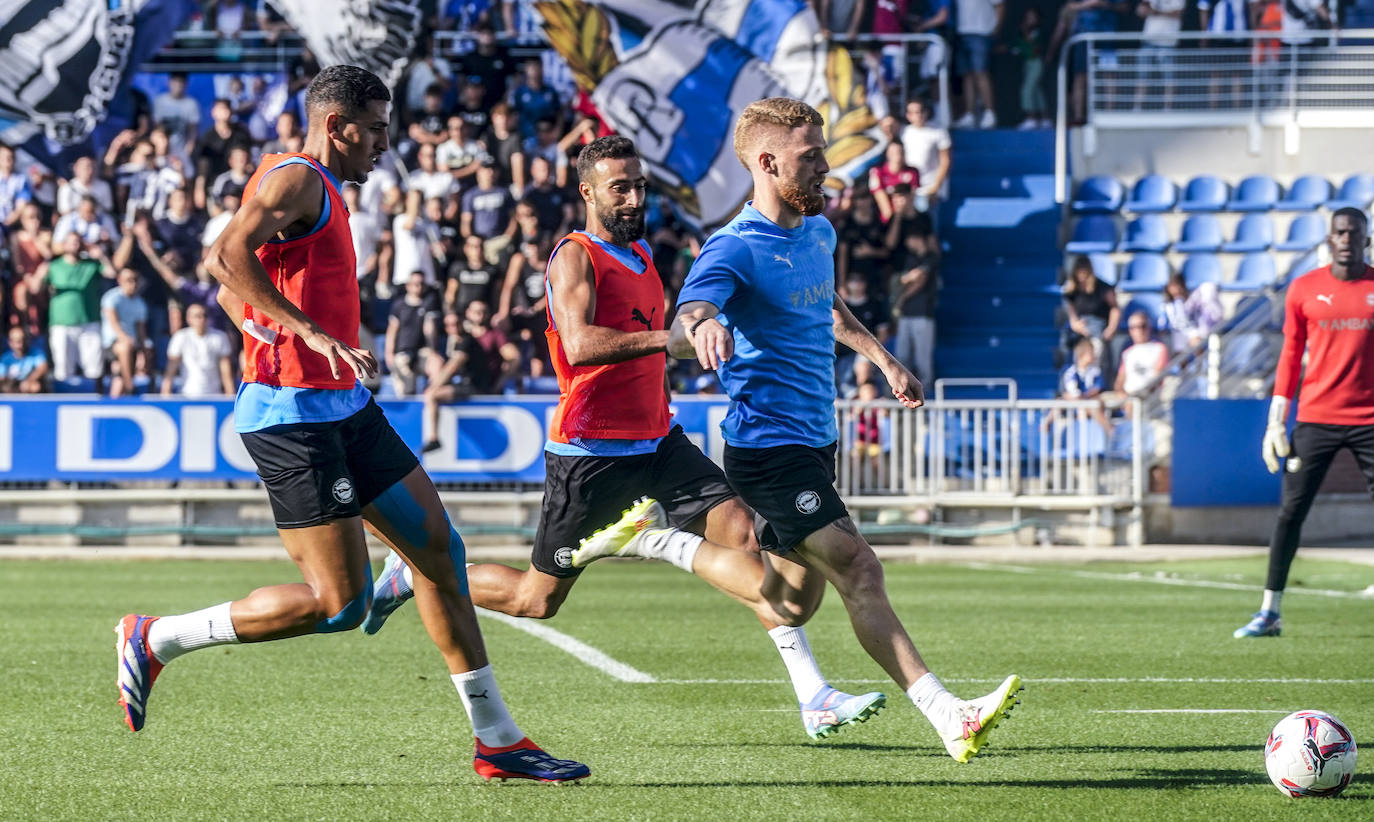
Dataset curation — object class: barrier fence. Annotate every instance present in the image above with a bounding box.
[0,391,1147,544]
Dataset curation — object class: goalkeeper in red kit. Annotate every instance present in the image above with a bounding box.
[1237,208,1374,638]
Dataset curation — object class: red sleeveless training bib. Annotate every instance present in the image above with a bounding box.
[240,153,360,390]
[546,232,670,442]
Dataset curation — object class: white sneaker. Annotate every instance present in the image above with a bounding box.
[1038,117,1055,129]
[979,109,997,129]
[942,674,1022,762]
[1016,118,1039,131]
[952,112,976,129]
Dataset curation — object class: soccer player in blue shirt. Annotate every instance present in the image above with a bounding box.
[617,97,1021,762]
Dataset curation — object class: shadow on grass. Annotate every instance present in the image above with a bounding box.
[659,742,1259,755]
[604,768,1272,790]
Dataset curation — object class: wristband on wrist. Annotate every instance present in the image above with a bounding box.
[690,316,713,336]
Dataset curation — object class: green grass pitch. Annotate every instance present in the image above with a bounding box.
[4,554,1372,821]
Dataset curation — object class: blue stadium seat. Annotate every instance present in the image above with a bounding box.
[53,377,99,394]
[1222,214,1274,253]
[1119,214,1170,252]
[1326,173,1374,211]
[1274,213,1325,252]
[1118,253,1170,292]
[1225,254,1278,291]
[1226,175,1281,211]
[1174,214,1224,253]
[1071,175,1125,214]
[1064,215,1118,253]
[1179,175,1229,212]
[1286,250,1320,282]
[1121,292,1164,323]
[1275,175,1332,211]
[1182,254,1223,289]
[1089,253,1118,285]
[1124,174,1178,213]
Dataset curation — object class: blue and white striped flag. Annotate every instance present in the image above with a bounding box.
[537,0,884,228]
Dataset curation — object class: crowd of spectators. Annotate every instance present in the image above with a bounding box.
[0,4,960,403]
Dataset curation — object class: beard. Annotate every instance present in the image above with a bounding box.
[600,204,646,244]
[777,178,825,216]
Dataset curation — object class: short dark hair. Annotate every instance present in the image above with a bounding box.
[304,65,391,120]
[1332,207,1368,230]
[576,135,638,184]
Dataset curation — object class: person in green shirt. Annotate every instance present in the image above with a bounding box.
[42,231,115,382]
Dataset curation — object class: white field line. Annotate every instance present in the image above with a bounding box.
[477,608,656,683]
[1092,709,1291,714]
[649,676,1374,685]
[958,562,1374,600]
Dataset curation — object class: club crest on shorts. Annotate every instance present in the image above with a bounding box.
[331,477,355,504]
[554,546,574,568]
[795,490,821,514]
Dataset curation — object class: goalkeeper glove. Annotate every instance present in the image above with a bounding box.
[1261,395,1299,474]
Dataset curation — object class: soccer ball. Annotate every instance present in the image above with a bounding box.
[1264,710,1358,797]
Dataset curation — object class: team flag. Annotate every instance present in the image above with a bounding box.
[536,0,885,228]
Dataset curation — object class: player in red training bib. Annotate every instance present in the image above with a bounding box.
[112,65,586,783]
[1238,208,1374,638]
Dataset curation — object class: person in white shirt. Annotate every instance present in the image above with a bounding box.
[56,156,114,215]
[200,192,239,249]
[152,73,200,158]
[1115,311,1169,397]
[899,99,953,210]
[953,0,1005,129]
[407,143,459,204]
[52,196,120,250]
[436,116,488,188]
[1136,0,1186,107]
[345,184,381,283]
[162,302,235,396]
[392,190,442,287]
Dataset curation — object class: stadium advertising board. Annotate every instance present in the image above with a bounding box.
[0,397,729,482]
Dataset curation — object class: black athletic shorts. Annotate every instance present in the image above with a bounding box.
[241,398,420,529]
[533,426,735,578]
[724,441,849,553]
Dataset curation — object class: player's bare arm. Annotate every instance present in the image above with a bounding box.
[550,240,669,366]
[833,295,923,407]
[670,300,732,370]
[206,163,377,380]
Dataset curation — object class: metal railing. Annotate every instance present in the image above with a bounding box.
[145,30,310,73]
[833,380,1146,543]
[1054,30,1374,203]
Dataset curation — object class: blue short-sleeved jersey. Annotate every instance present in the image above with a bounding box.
[677,203,838,448]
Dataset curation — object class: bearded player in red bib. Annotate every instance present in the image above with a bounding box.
[364,136,888,742]
[112,65,588,783]
[1238,207,1374,638]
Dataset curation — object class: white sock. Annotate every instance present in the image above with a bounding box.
[768,625,828,704]
[907,672,960,735]
[1261,589,1282,615]
[452,665,525,747]
[147,602,239,664]
[637,528,703,573]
